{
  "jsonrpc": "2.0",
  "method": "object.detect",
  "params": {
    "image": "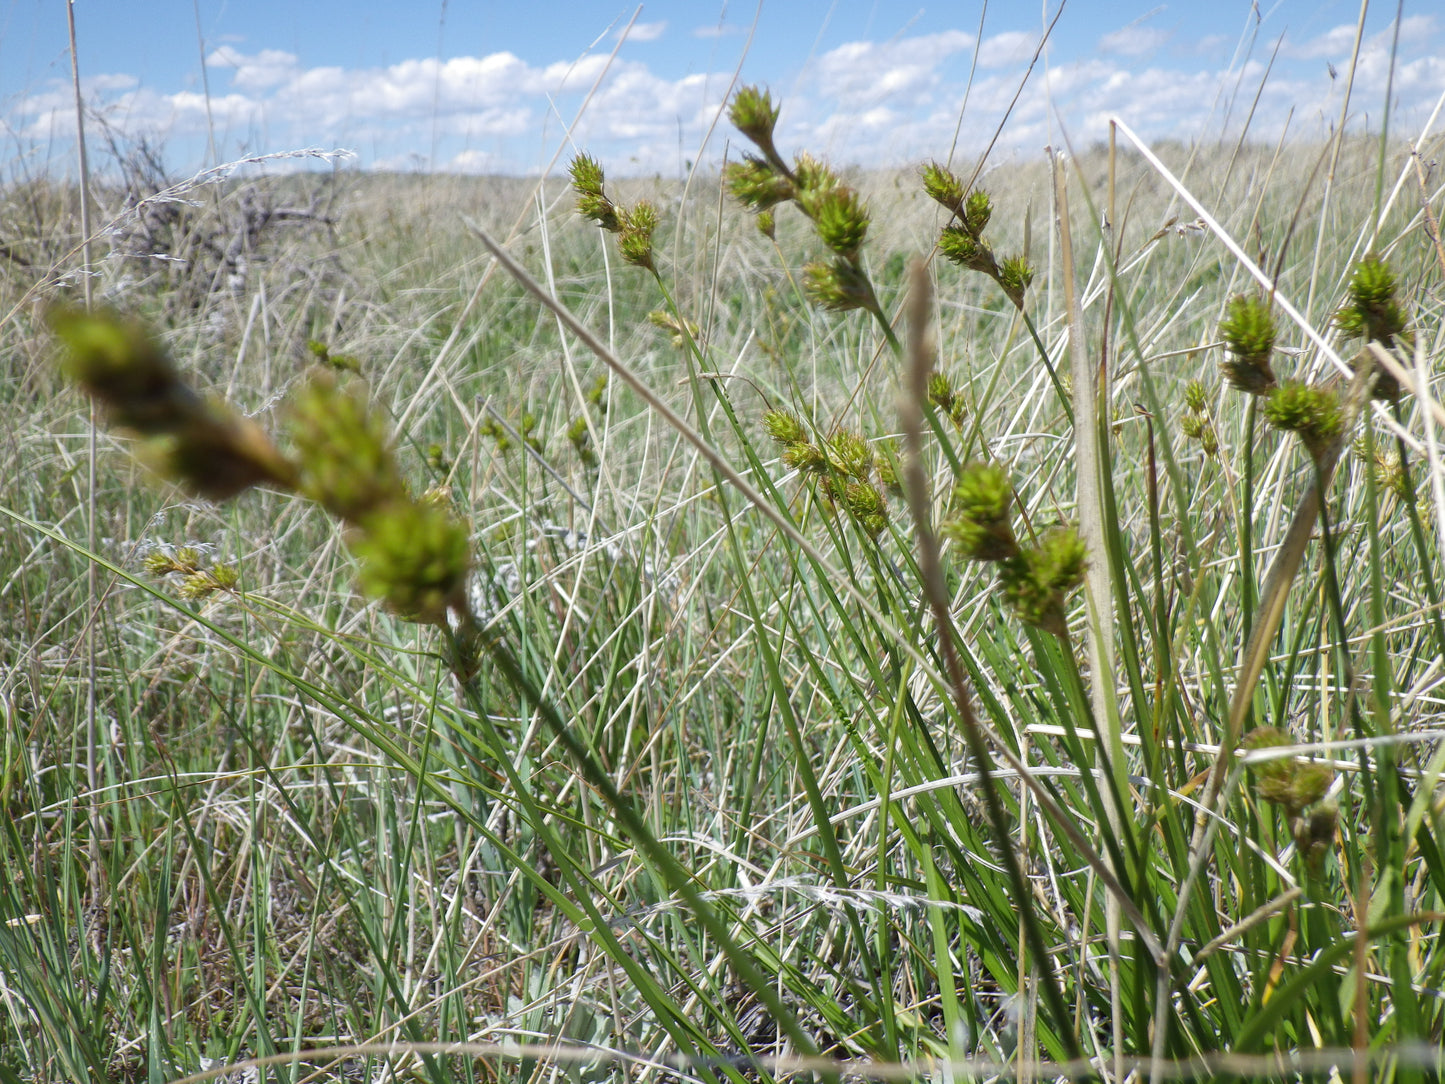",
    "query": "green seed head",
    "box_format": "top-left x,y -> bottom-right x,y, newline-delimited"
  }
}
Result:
763,409 -> 807,446
1184,379 -> 1208,413
352,500 -> 473,626
1342,253 -> 1406,344
618,200 -> 659,270
729,85 -> 781,153
49,306 -> 298,500
828,430 -> 875,481
569,153 -> 605,196
997,525 -> 1087,636
809,186 -> 870,258
962,190 -> 993,236
1219,295 -> 1278,395
1263,381 -> 1344,462
288,371 -> 408,524
783,440 -> 829,475
920,161 -> 965,213
725,156 -> 794,212
943,462 -> 1018,562
938,224 -> 996,275
803,258 -> 873,313
757,209 -> 776,240
998,255 -> 1033,308
1243,726 -> 1334,818
793,152 -> 838,197
927,371 -> 953,409
843,481 -> 889,538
